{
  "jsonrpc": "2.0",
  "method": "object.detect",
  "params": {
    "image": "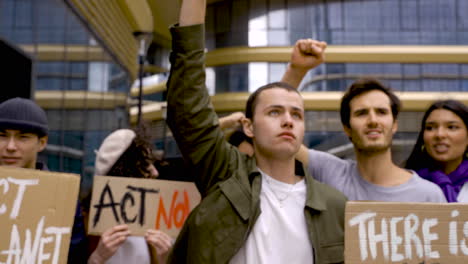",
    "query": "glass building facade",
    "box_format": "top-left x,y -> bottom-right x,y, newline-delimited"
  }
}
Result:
143,0 -> 468,164
1,0 -> 467,190
0,0 -> 132,197
202,0 -> 468,92
144,0 -> 467,164
201,0 -> 468,163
